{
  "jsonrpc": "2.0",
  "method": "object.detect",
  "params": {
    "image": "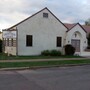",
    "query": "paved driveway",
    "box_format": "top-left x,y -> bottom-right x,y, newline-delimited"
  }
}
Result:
0,65 -> 90,90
